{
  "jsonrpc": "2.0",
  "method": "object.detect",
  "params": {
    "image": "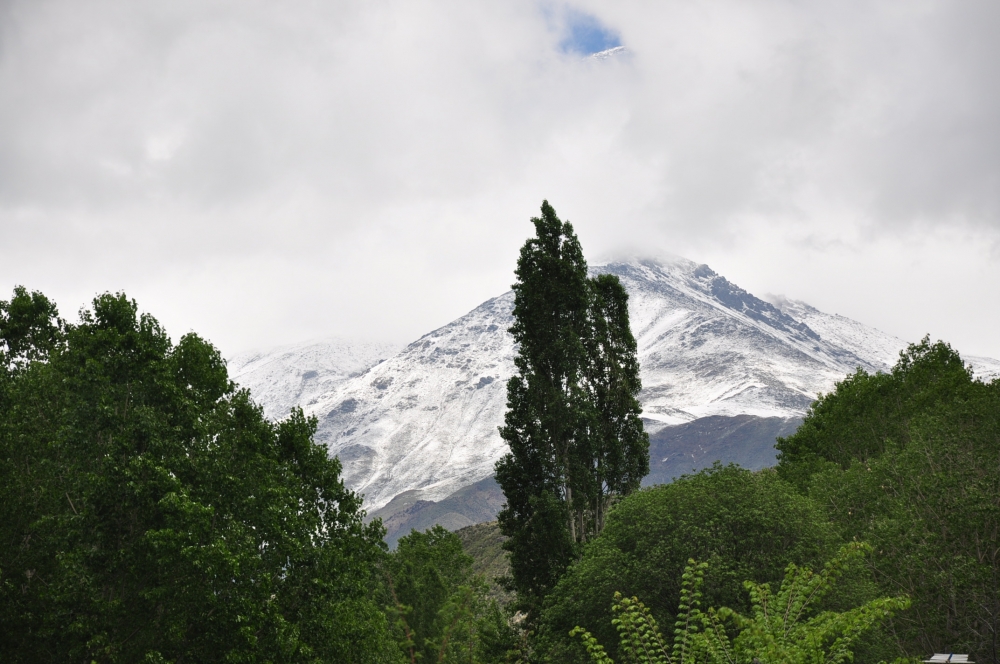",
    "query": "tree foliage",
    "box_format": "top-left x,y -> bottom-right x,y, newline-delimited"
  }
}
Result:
382,526 -> 521,664
775,337 -> 972,490
535,464 -> 843,662
495,201 -> 648,620
570,543 -> 911,664
777,338 -> 1000,662
0,288 -> 395,663
577,274 -> 648,536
